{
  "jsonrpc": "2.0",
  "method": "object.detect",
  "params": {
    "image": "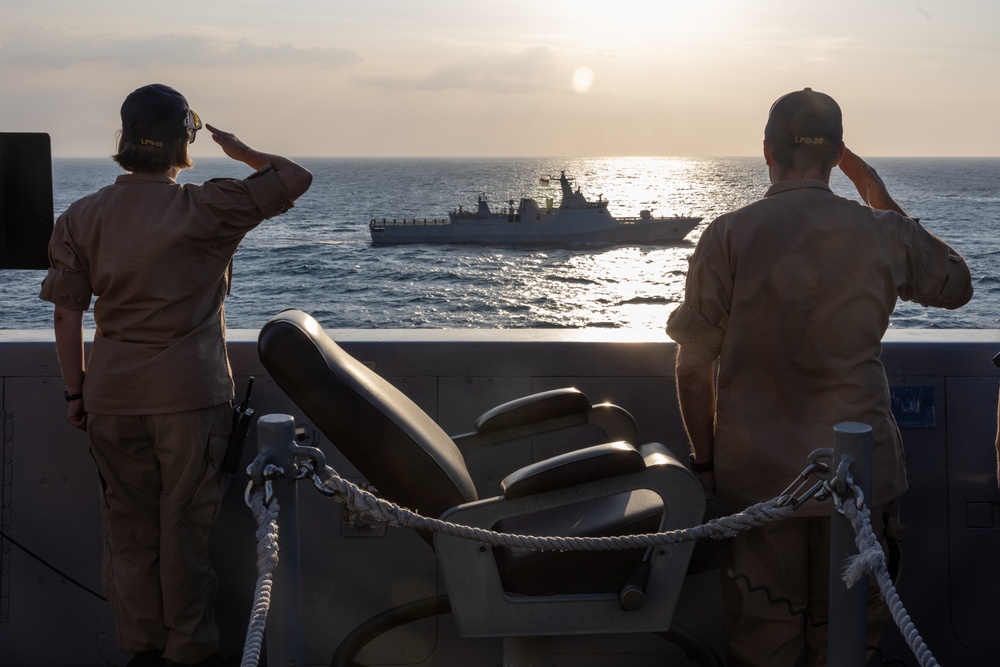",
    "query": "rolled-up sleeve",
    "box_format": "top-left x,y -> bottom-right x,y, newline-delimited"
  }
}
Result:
666,303 -> 725,361
38,215 -> 93,311
894,215 -> 973,308
199,165 -> 296,241
665,222 -> 730,361
245,164 -> 295,220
